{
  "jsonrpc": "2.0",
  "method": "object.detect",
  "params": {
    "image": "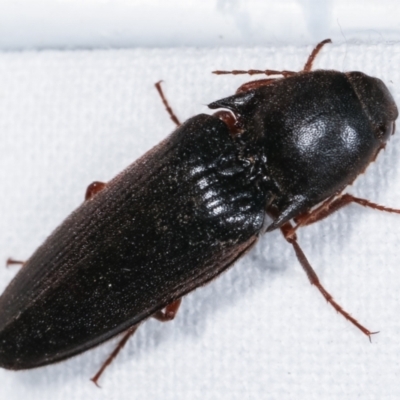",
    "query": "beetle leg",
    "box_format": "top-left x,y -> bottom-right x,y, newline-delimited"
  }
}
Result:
155,81 -> 181,127
85,181 -> 106,201
303,39 -> 332,72
5,258 -> 25,268
280,221 -> 378,340
152,298 -> 182,322
90,299 -> 181,386
290,193 -> 400,236
91,324 -> 140,387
